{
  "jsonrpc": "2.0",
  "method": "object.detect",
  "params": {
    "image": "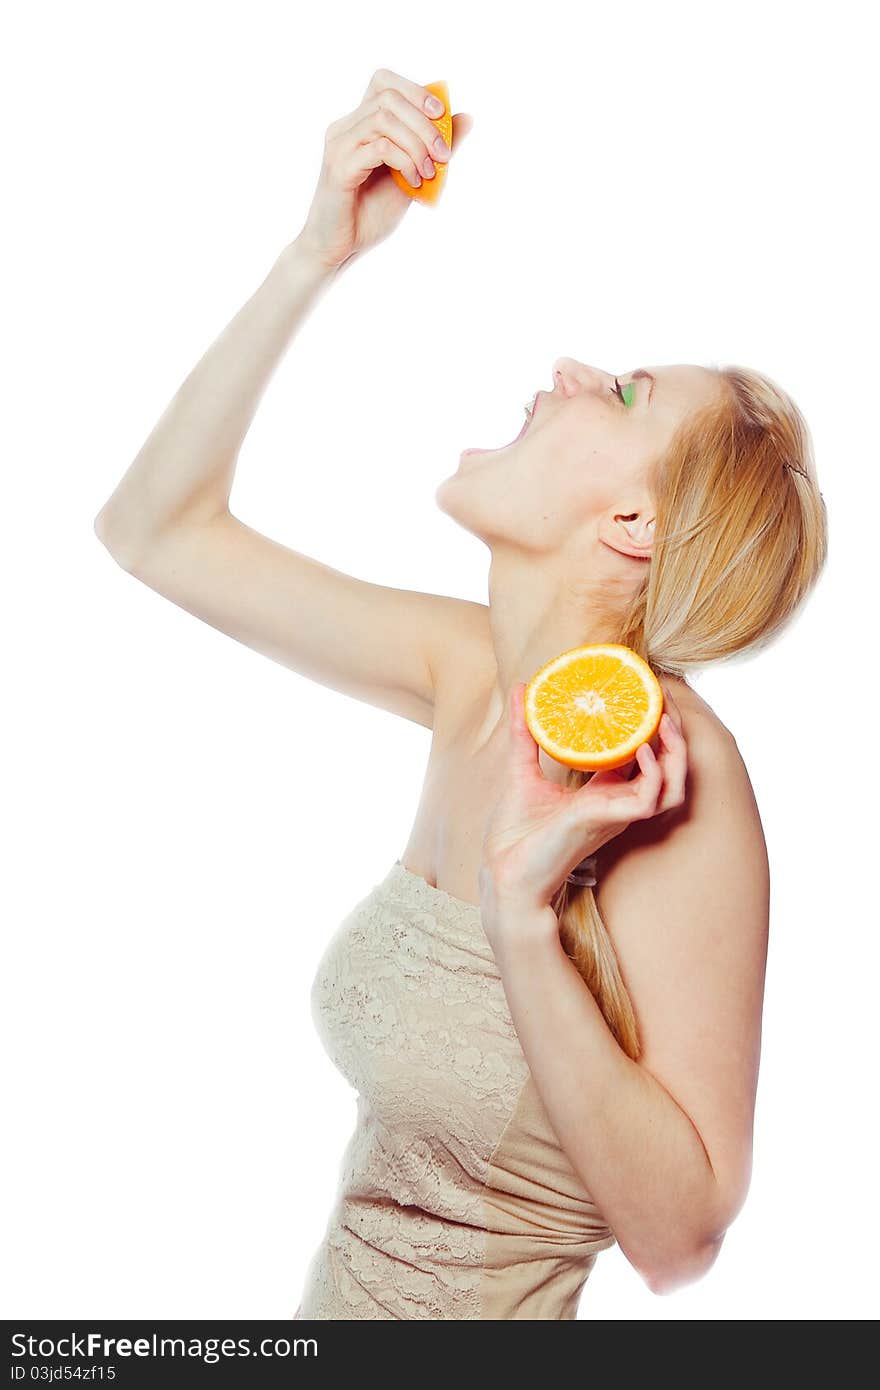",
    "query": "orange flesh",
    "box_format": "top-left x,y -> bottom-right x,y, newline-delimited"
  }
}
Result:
525,645 -> 664,771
